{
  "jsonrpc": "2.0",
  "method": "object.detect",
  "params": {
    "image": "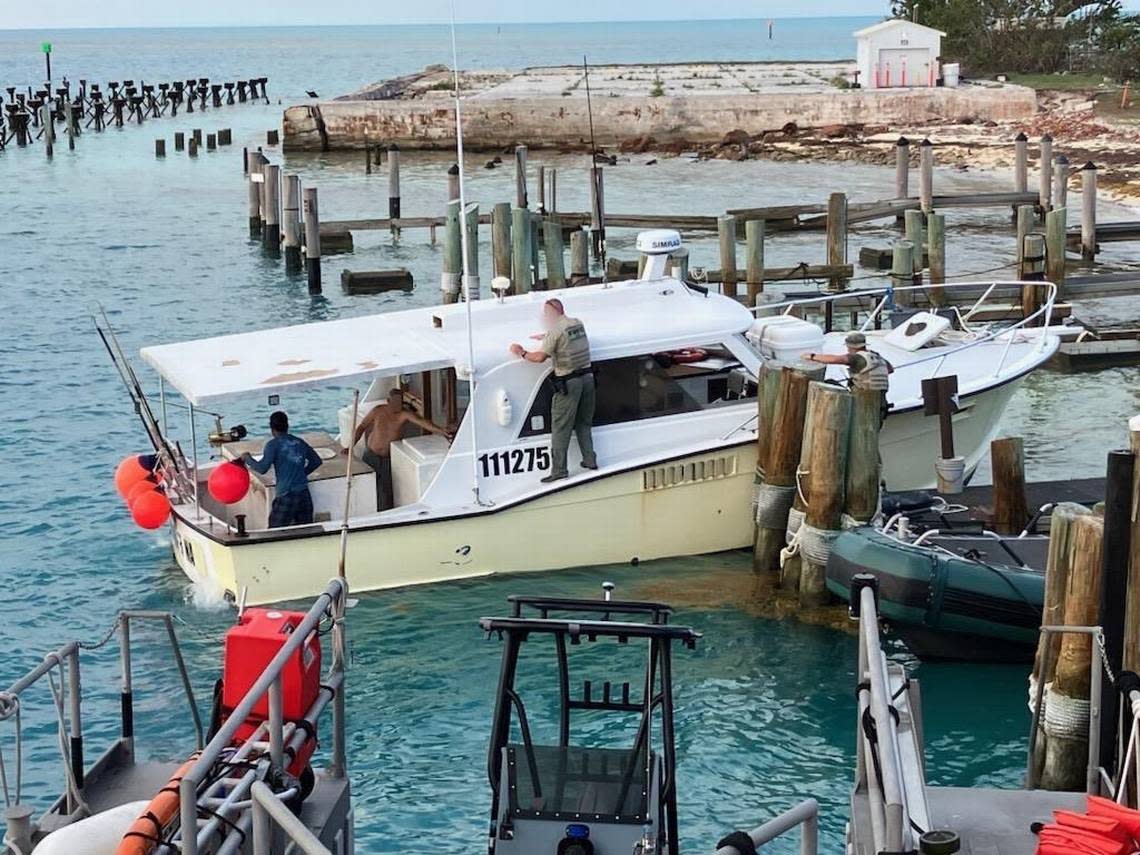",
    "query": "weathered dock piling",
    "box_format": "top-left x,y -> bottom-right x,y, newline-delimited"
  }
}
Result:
1038,134 -> 1053,213
1014,132 -> 1029,195
515,145 -> 528,208
1045,208 -> 1067,289
1053,153 -> 1069,209
283,174 -> 302,272
796,382 -> 853,606
1081,162 -> 1098,261
1041,512 -> 1104,790
491,202 -> 511,282
303,187 -> 322,294
718,215 -> 738,299
919,139 -> 934,213
570,230 -> 589,285
752,362 -> 823,574
154,138 -> 165,158
263,163 -> 282,253
174,131 -> 184,151
844,388 -> 883,524
248,151 -> 267,236
441,200 -> 462,303
894,136 -> 909,203
825,193 -> 847,292
927,212 -> 946,302
388,144 -> 401,237
745,220 -> 764,305
991,437 -> 1028,535
544,217 -> 566,288
511,207 -> 532,293
463,202 -> 480,298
